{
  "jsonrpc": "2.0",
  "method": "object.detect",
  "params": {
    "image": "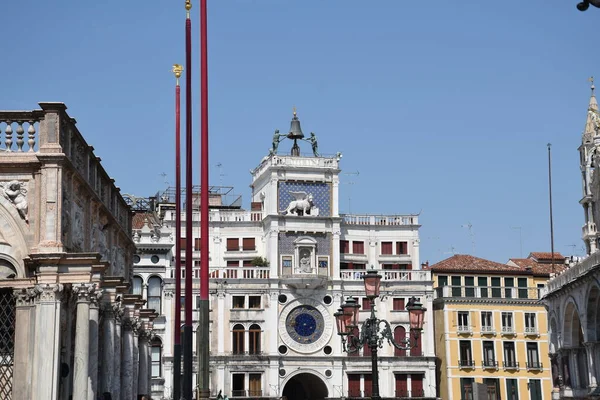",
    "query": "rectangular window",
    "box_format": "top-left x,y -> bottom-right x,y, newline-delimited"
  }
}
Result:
282,256 -> 293,268
395,374 -> 408,398
518,277 -> 528,299
249,327 -> 261,355
438,275 -> 448,287
458,311 -> 470,332
396,241 -> 408,255
506,379 -> 519,400
180,237 -> 187,251
232,296 -> 245,309
478,277 -> 488,297
503,342 -> 517,368
381,241 -> 393,255
524,313 -> 537,334
248,296 -> 261,309
318,256 -> 328,269
352,241 -> 365,254
232,374 -> 245,397
483,378 -> 500,400
151,344 -> 161,377
452,276 -> 462,297
393,298 -> 405,311
529,379 -> 542,400
340,240 -> 350,254
249,374 -> 262,397
465,276 -> 475,297
242,238 -> 256,251
362,297 -> 372,311
363,374 -> 373,398
347,374 -> 361,398
504,277 -> 514,299
194,238 -> 201,251
461,377 -> 474,400
242,260 -> 253,267
501,312 -> 514,333
411,374 -> 423,397
227,260 -> 239,268
481,311 -> 493,333
180,296 -> 185,310
491,277 -> 501,298
459,340 -> 472,367
482,341 -> 496,367
226,238 -> 239,251
527,342 -> 540,369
